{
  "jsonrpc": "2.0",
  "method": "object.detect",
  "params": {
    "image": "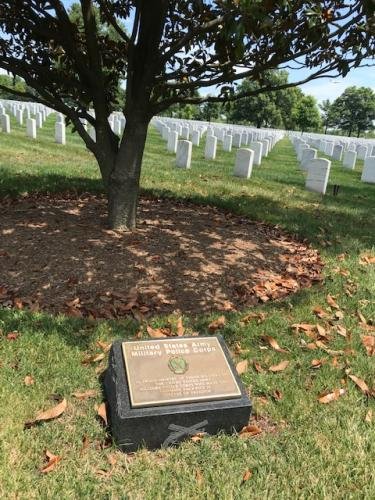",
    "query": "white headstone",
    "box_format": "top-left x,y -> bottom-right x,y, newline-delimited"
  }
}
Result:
1,113 -> 10,133
16,109 -> 24,126
223,134 -> 233,152
89,126 -> 96,142
305,158 -> 331,195
260,139 -> 270,157
325,142 -> 334,156
232,133 -> 242,148
332,144 -> 343,161
26,118 -> 37,139
249,141 -> 263,166
176,140 -> 192,169
191,130 -> 200,146
35,112 -> 43,128
361,156 -> 375,183
357,145 -> 368,160
301,148 -> 317,170
205,135 -> 217,160
167,130 -> 178,153
181,126 -> 189,140
342,150 -> 357,170
55,122 -> 66,145
233,148 -> 254,179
